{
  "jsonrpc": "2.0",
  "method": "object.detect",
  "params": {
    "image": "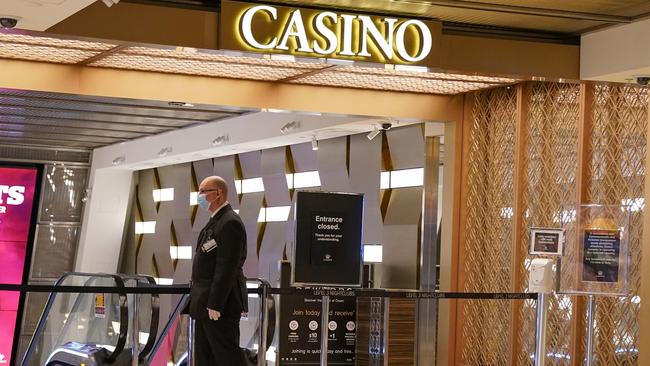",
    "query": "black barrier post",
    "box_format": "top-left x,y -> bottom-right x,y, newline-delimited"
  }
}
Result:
320,295 -> 330,366
258,282 -> 270,366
